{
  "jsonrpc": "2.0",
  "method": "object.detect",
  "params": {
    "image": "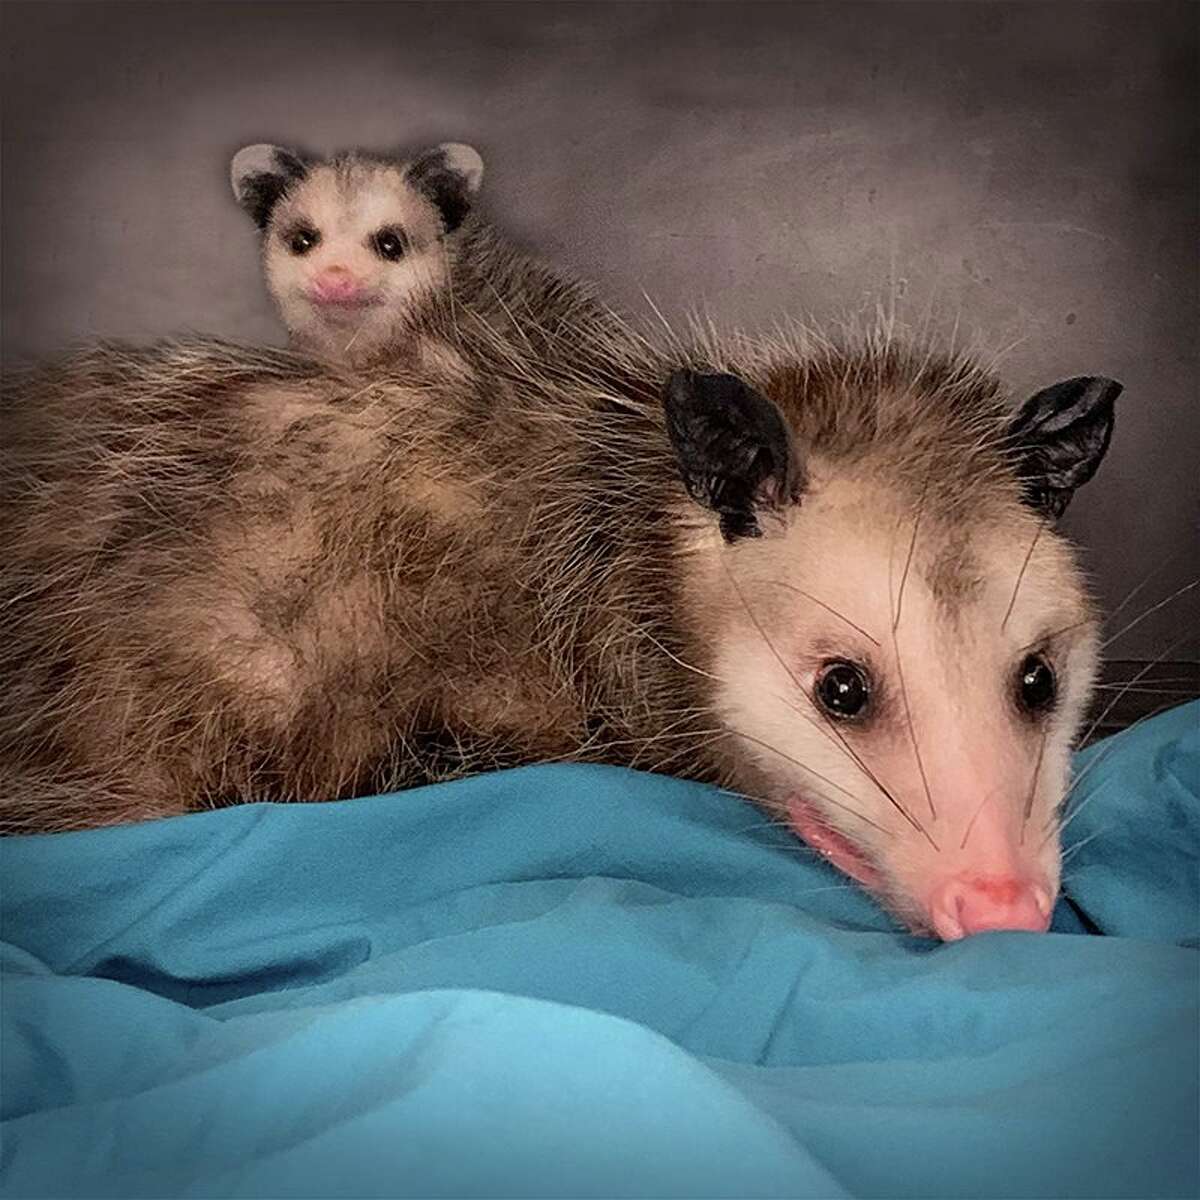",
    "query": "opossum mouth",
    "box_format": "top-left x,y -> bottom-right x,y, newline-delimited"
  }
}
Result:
785,793 -> 883,890
309,295 -> 382,311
